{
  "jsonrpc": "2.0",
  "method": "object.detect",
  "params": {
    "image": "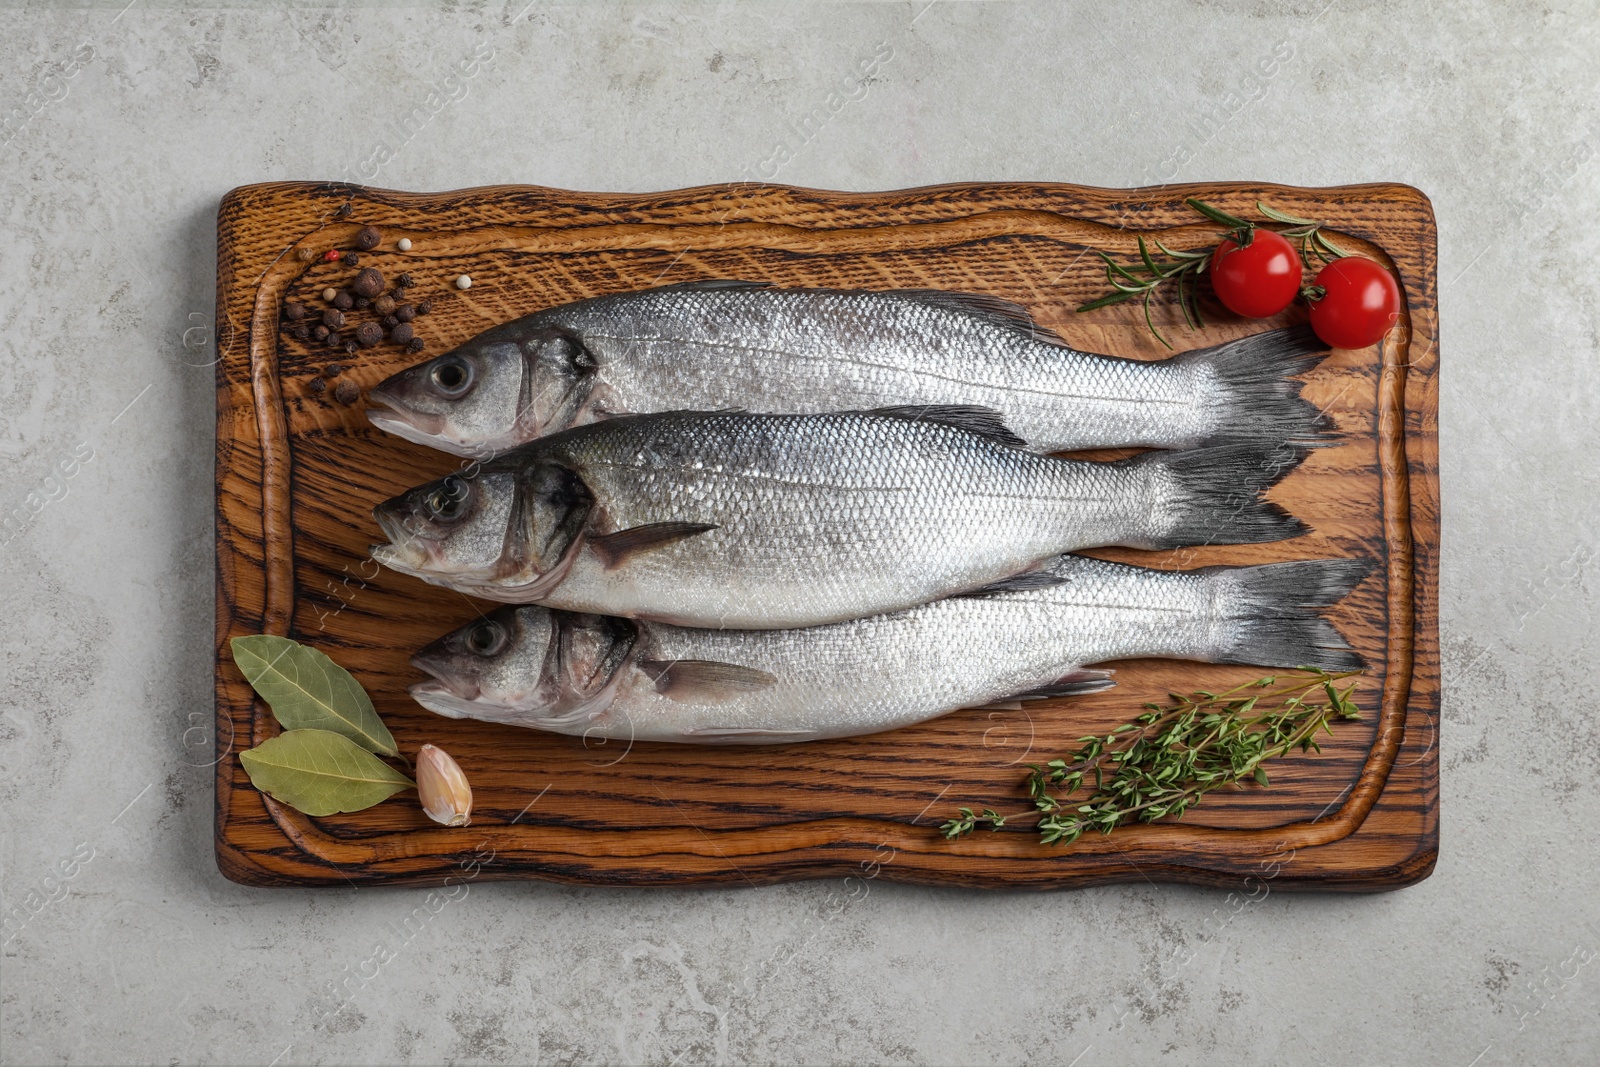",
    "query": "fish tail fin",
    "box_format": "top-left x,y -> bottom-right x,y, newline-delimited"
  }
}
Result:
1174,325 -> 1337,448
1203,558 -> 1373,672
1131,440 -> 1309,549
